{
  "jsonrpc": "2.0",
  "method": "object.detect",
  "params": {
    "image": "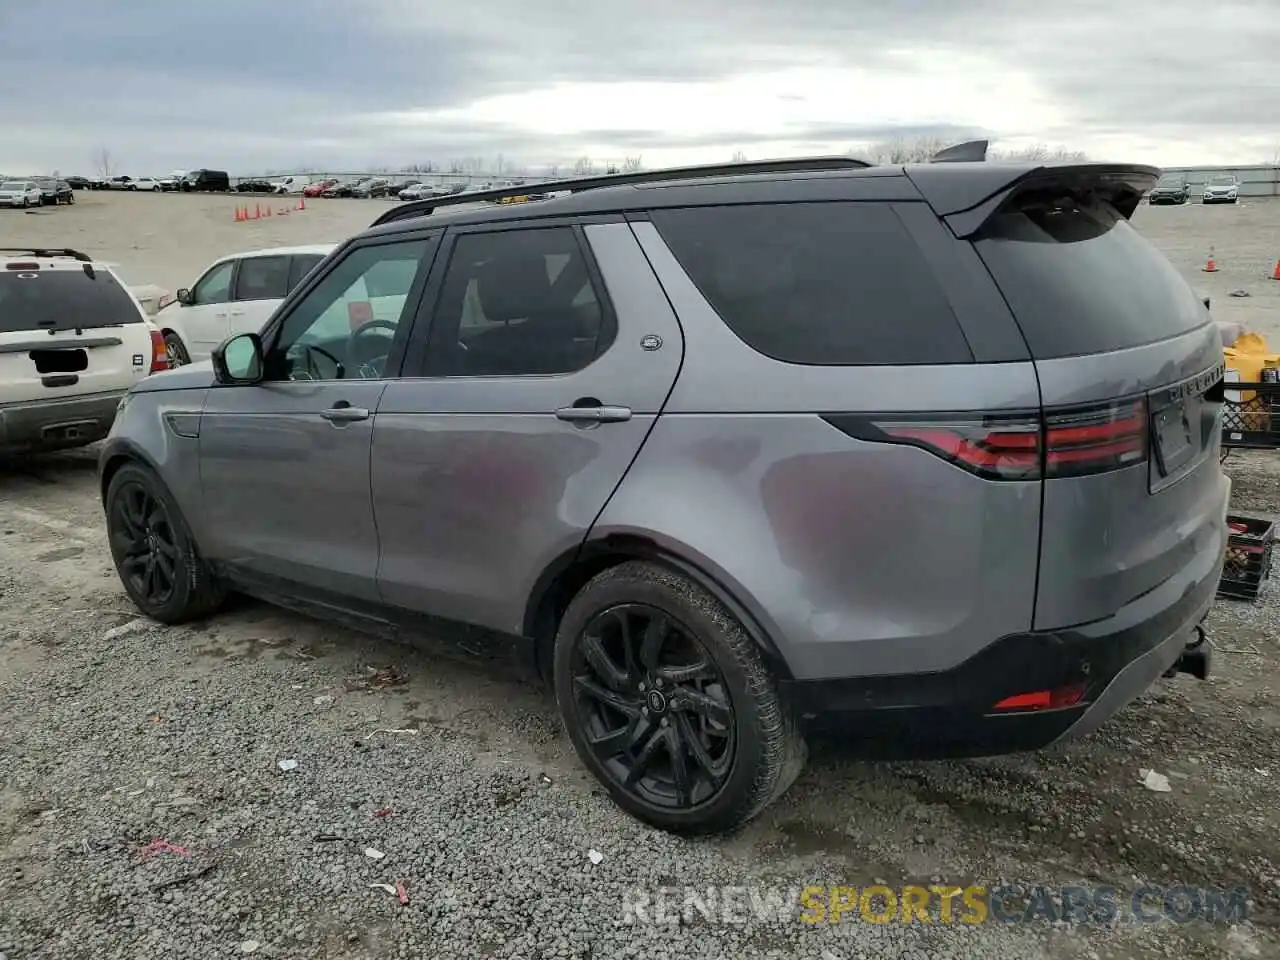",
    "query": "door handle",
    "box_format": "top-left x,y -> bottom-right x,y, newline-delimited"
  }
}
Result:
229,310 -> 245,317
555,403 -> 632,424
319,403 -> 370,423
